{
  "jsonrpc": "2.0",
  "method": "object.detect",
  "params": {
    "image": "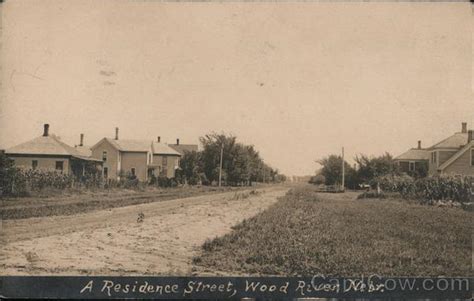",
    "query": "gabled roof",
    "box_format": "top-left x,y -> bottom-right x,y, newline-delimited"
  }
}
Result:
75,145 -> 92,157
94,138 -> 152,152
151,142 -> 181,156
6,135 -> 101,161
169,144 -> 198,155
438,140 -> 474,171
429,132 -> 468,149
394,148 -> 430,161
